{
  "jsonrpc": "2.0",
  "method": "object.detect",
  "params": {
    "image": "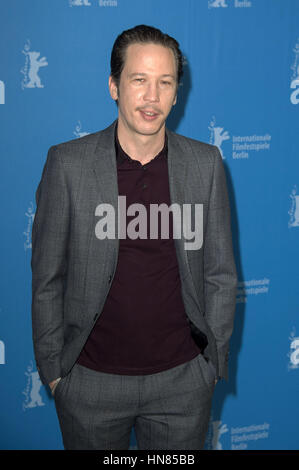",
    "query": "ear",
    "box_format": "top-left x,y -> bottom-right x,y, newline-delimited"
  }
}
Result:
173,93 -> 177,106
109,75 -> 118,101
